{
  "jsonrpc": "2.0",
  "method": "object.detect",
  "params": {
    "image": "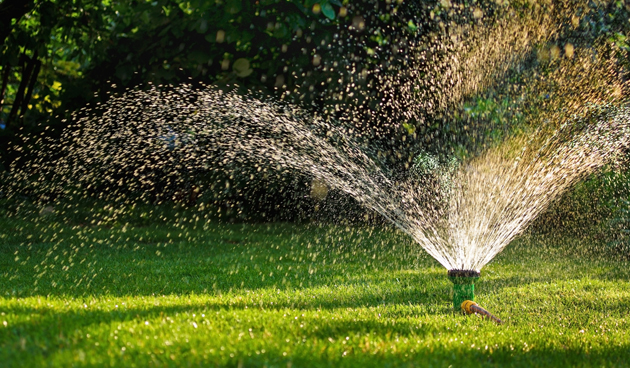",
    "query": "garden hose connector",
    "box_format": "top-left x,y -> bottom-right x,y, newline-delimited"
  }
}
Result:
461,300 -> 503,324
447,269 -> 480,310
